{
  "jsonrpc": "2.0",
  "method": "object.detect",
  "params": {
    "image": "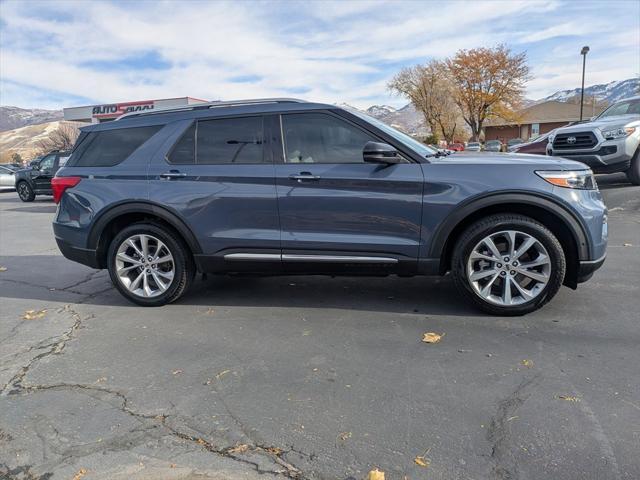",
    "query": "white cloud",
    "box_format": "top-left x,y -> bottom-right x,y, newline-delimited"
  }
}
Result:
0,0 -> 638,110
